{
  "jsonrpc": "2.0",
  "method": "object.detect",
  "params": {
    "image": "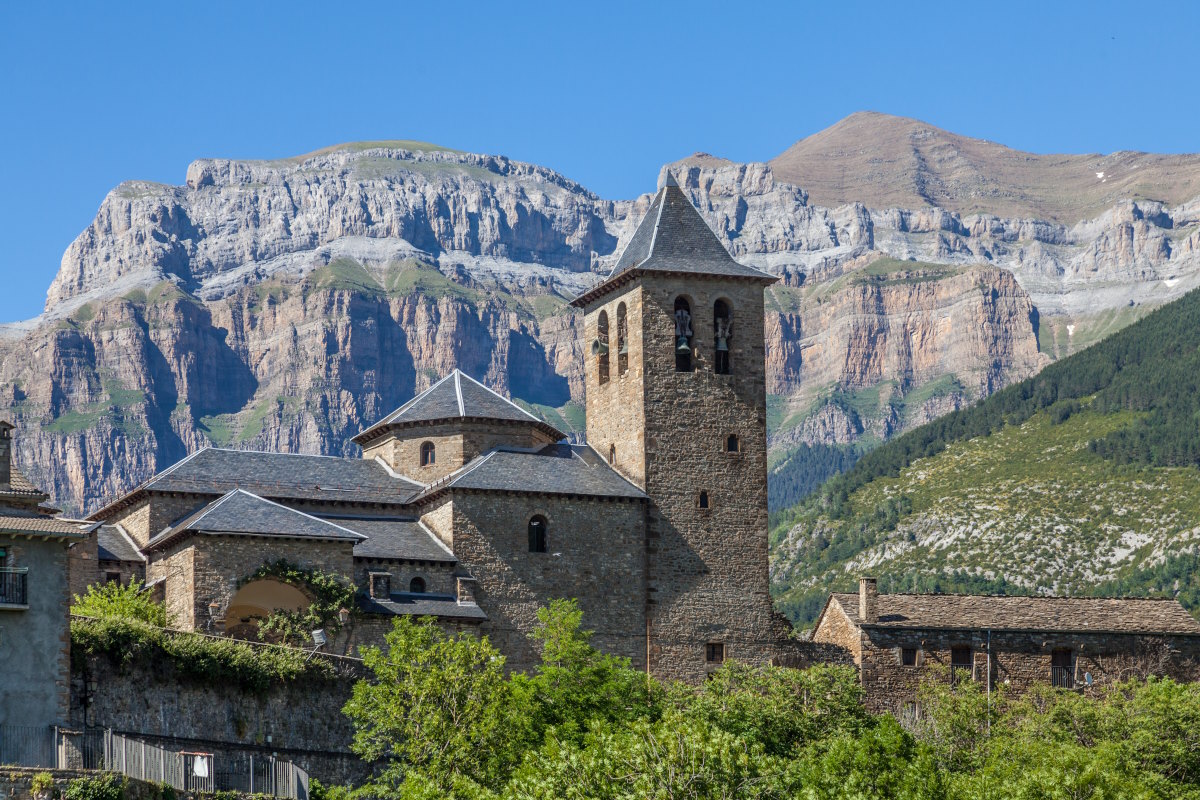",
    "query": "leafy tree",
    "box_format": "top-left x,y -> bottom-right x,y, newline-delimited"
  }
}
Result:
72,578 -> 166,626
519,599 -> 662,744
343,617 -> 522,794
